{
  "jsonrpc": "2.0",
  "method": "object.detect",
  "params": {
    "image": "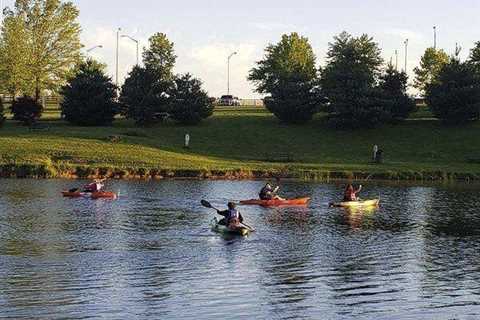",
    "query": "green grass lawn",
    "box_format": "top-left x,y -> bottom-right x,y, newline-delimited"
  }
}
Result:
1,106 -> 479,180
